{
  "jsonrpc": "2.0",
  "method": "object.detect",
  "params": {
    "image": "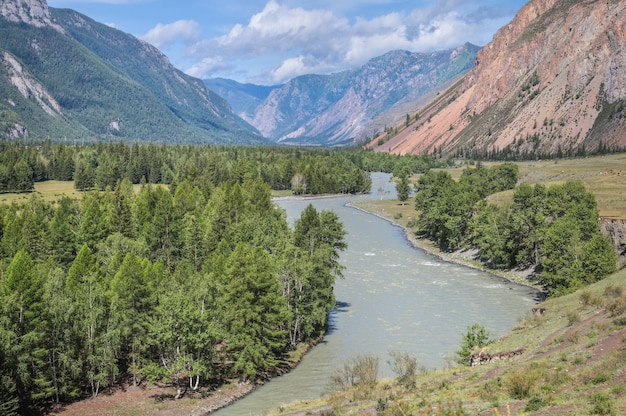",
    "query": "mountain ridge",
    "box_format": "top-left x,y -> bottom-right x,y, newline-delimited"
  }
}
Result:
0,0 -> 264,144
370,0 -> 626,157
207,44 -> 480,146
